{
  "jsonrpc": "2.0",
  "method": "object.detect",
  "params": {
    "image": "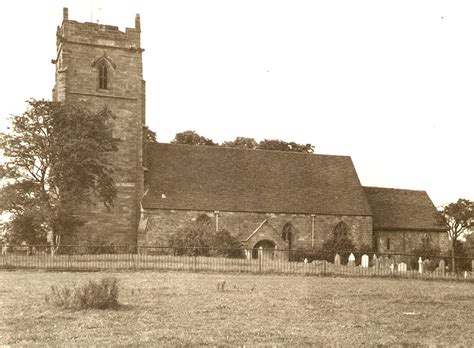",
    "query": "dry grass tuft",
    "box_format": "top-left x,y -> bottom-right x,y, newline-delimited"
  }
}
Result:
45,277 -> 119,310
